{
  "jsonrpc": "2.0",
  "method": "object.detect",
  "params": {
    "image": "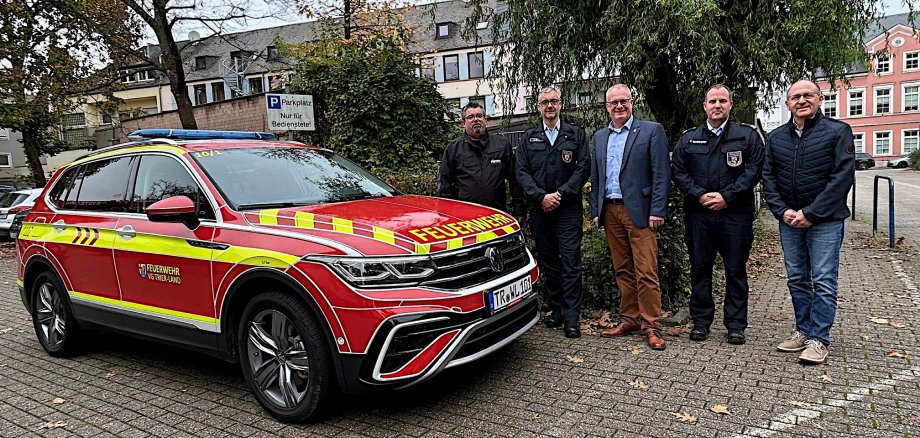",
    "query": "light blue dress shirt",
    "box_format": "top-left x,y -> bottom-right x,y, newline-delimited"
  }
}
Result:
707,119 -> 727,136
543,122 -> 559,145
605,116 -> 633,199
